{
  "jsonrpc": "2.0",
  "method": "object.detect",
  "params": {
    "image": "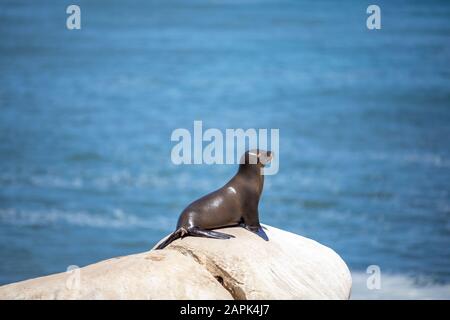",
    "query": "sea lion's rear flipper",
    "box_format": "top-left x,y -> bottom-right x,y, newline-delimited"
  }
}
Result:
189,227 -> 235,239
253,226 -> 269,241
155,227 -> 235,249
154,228 -> 187,250
240,223 -> 269,241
